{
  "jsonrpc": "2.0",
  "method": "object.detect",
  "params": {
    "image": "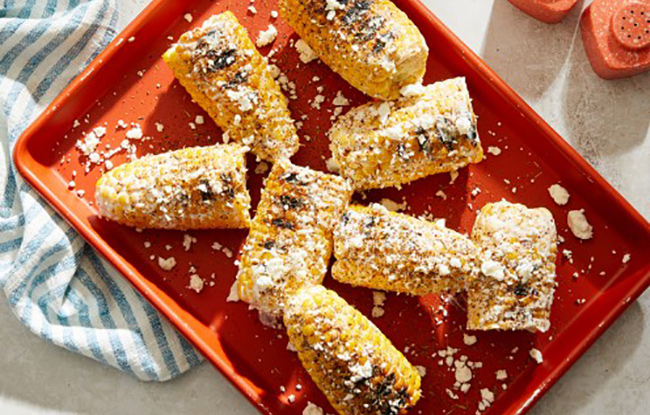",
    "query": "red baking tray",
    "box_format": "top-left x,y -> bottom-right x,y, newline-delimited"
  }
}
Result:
13,0 -> 650,414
